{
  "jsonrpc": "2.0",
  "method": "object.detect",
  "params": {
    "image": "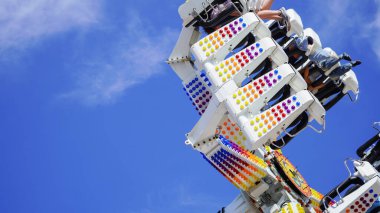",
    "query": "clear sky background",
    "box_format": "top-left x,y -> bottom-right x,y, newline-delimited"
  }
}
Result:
0,0 -> 379,213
